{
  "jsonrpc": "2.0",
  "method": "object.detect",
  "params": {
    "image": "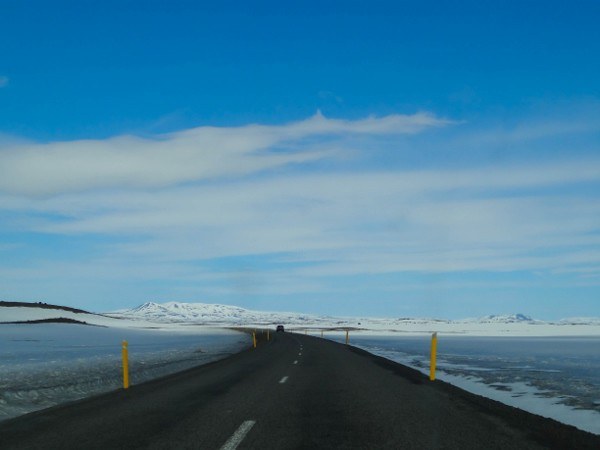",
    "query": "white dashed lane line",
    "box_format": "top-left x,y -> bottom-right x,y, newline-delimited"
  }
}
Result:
279,376 -> 289,384
293,360 -> 298,365
220,420 -> 256,450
